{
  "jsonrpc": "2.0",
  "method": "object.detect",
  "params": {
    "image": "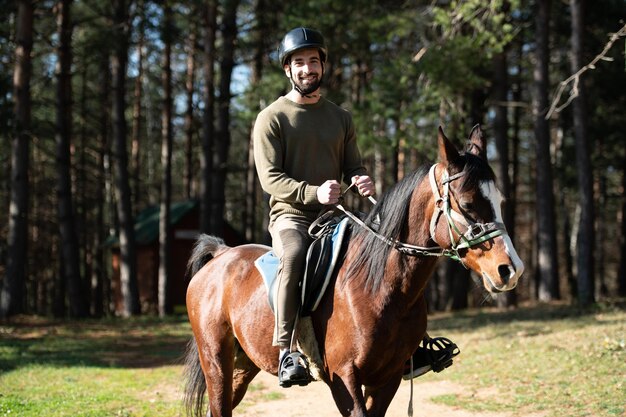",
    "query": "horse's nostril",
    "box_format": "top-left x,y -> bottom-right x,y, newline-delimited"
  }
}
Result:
498,264 -> 513,284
